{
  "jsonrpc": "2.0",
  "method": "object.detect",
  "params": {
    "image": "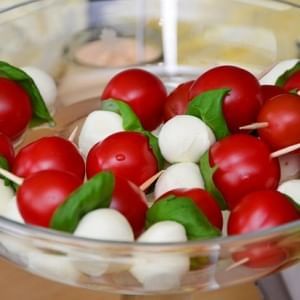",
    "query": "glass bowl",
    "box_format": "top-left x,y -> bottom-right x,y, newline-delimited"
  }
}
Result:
0,0 -> 300,297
